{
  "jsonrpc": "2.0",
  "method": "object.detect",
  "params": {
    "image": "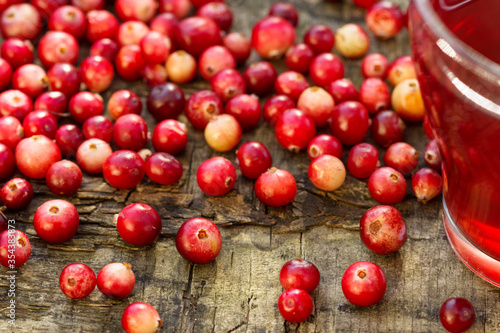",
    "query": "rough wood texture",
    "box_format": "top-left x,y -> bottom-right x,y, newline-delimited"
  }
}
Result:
0,0 -> 496,332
